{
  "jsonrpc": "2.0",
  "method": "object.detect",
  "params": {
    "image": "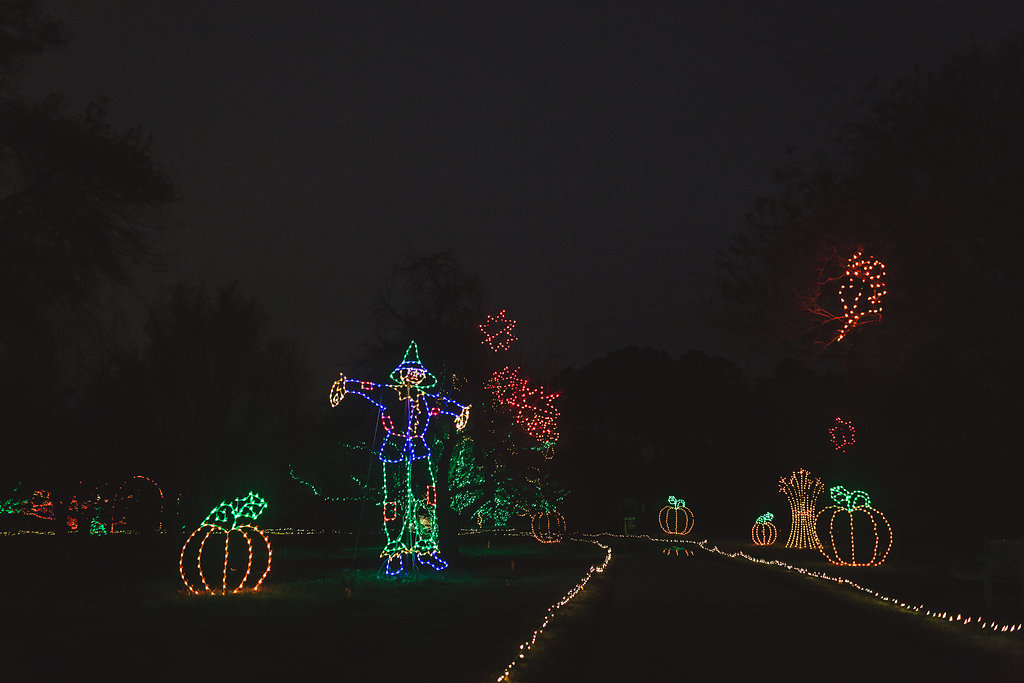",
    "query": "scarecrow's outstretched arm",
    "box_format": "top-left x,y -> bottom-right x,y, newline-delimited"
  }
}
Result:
430,395 -> 471,430
329,374 -> 392,412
